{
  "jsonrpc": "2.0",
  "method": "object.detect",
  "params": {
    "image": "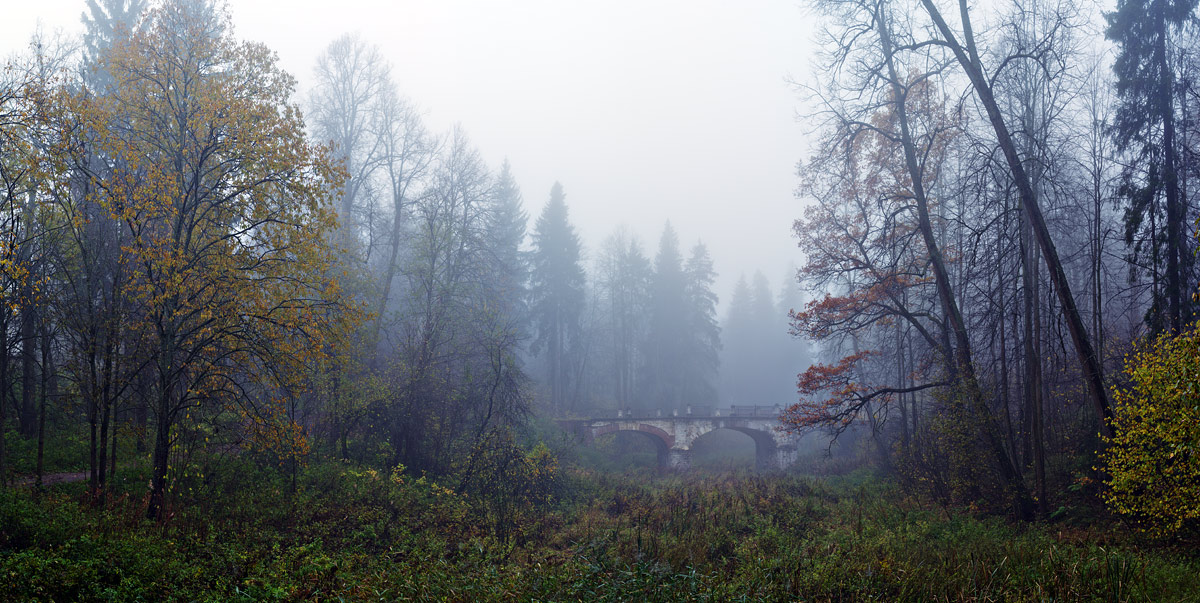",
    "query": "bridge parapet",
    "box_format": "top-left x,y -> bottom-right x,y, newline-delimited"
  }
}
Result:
606,405 -> 784,420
